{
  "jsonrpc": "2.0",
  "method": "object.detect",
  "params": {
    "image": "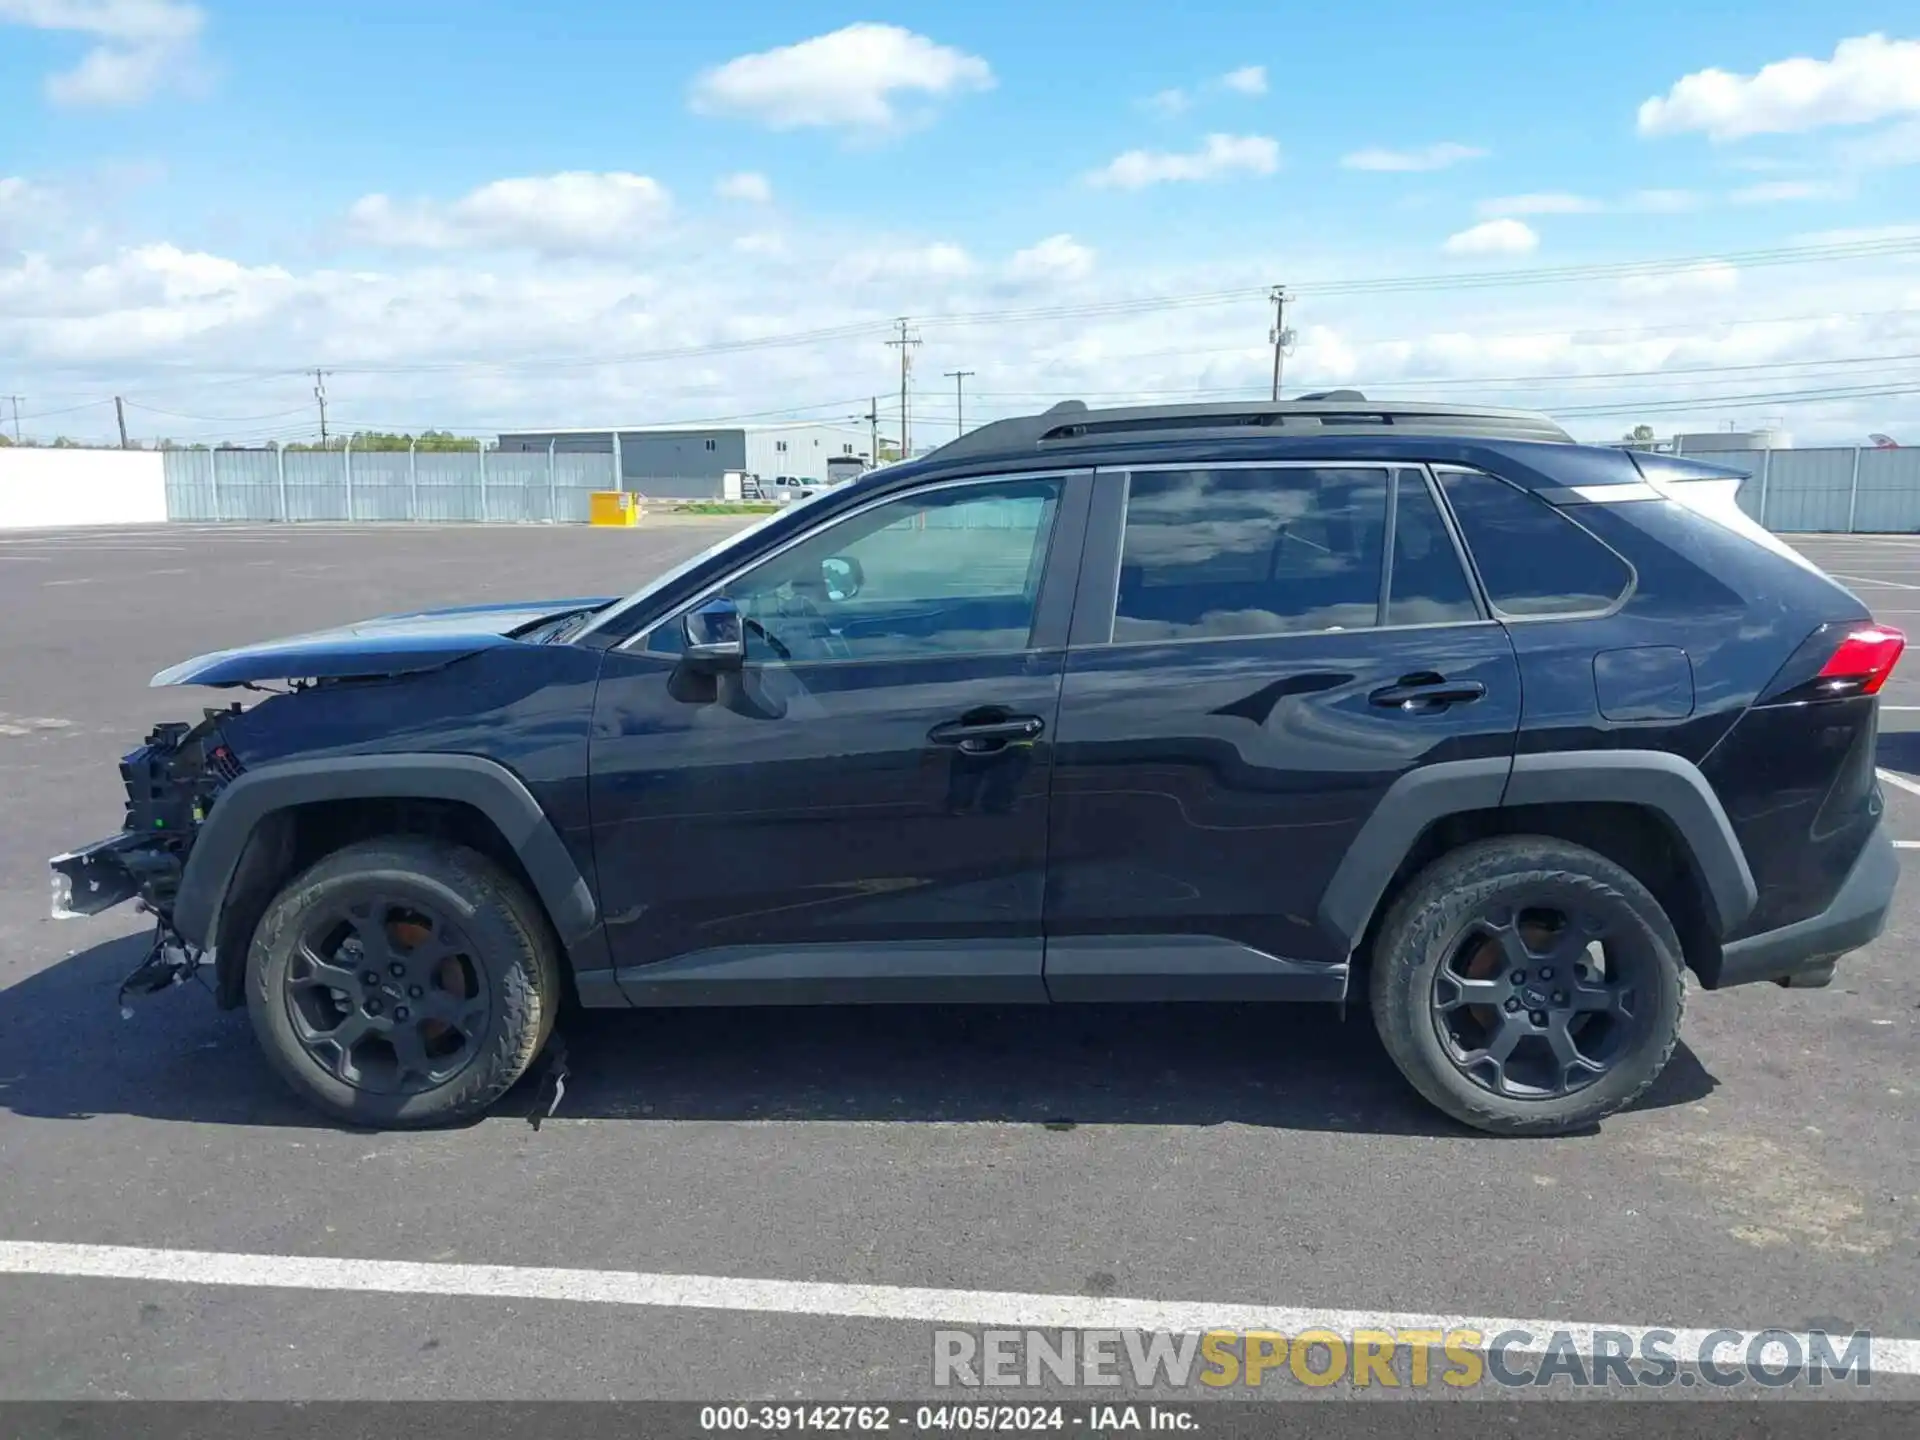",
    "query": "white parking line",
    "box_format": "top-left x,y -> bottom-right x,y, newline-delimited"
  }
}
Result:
1837,573 -> 1920,591
0,1240 -> 1914,1375
1878,768 -> 1920,798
